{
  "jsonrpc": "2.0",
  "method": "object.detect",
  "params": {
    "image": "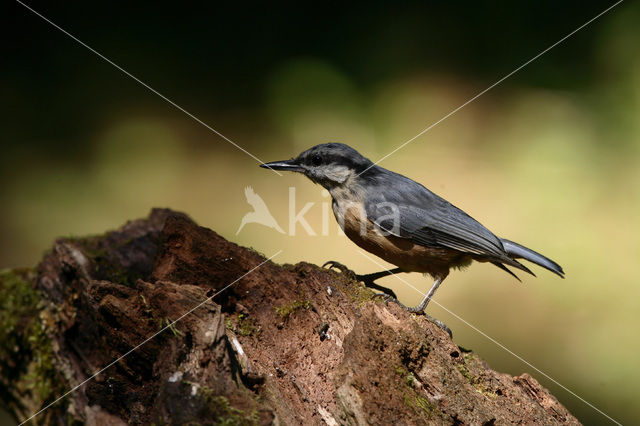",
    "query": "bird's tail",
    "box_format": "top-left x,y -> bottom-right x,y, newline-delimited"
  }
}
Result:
500,238 -> 565,278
